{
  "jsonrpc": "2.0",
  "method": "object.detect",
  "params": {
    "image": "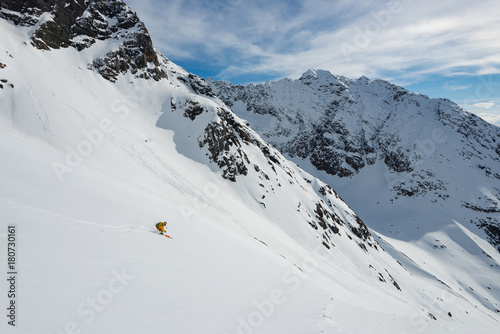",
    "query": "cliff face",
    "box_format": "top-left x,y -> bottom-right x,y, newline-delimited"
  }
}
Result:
1,0 -> 166,81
